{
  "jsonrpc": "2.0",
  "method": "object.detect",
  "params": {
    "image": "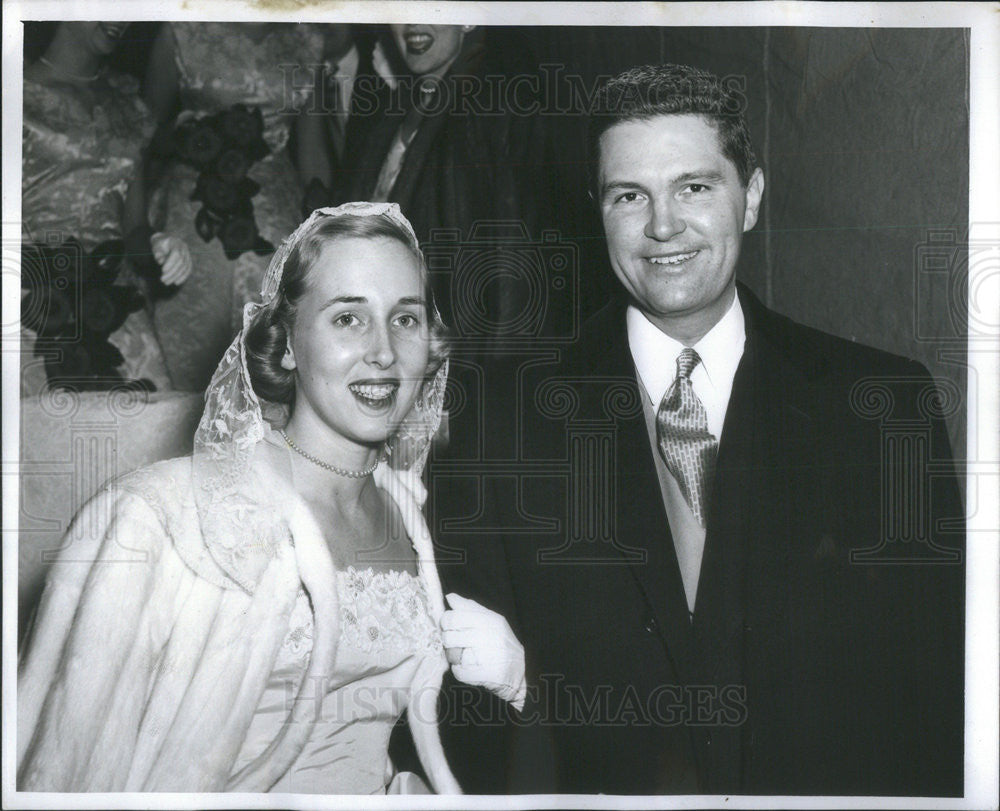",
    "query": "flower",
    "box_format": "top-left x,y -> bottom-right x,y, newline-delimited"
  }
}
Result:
174,105 -> 272,262
81,287 -> 143,333
214,148 -> 251,183
177,120 -> 224,169
80,288 -> 117,332
46,337 -> 125,380
193,174 -> 243,216
22,285 -> 73,335
86,239 -> 126,284
218,214 -> 260,259
219,105 -> 265,150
